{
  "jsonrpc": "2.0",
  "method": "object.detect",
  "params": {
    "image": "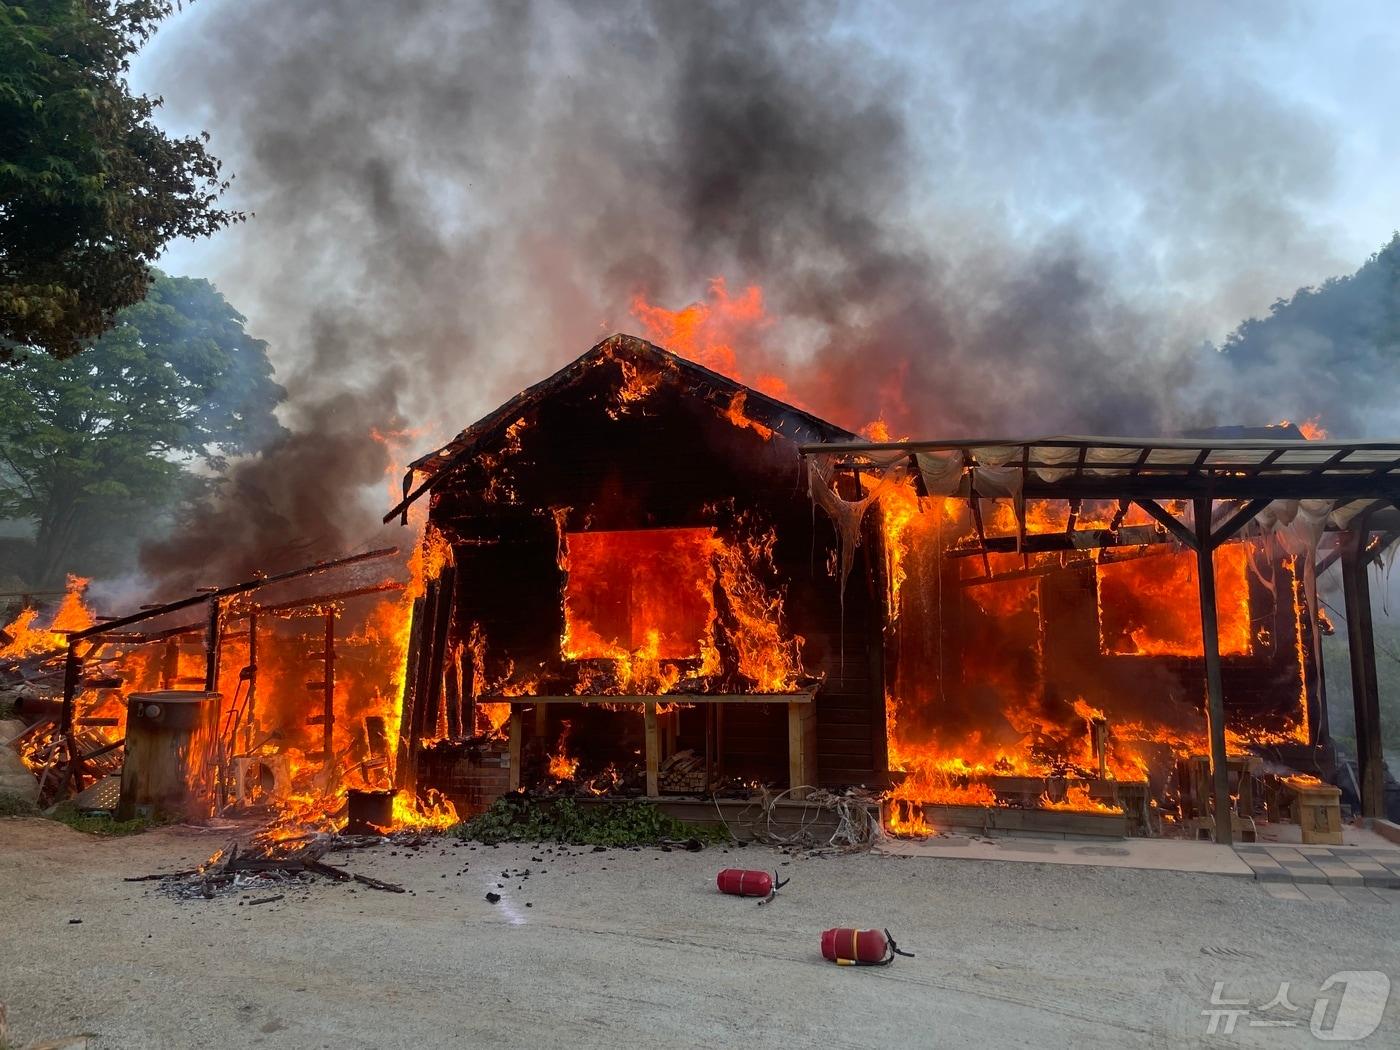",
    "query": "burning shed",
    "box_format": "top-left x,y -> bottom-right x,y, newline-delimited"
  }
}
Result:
386,334 -> 886,804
